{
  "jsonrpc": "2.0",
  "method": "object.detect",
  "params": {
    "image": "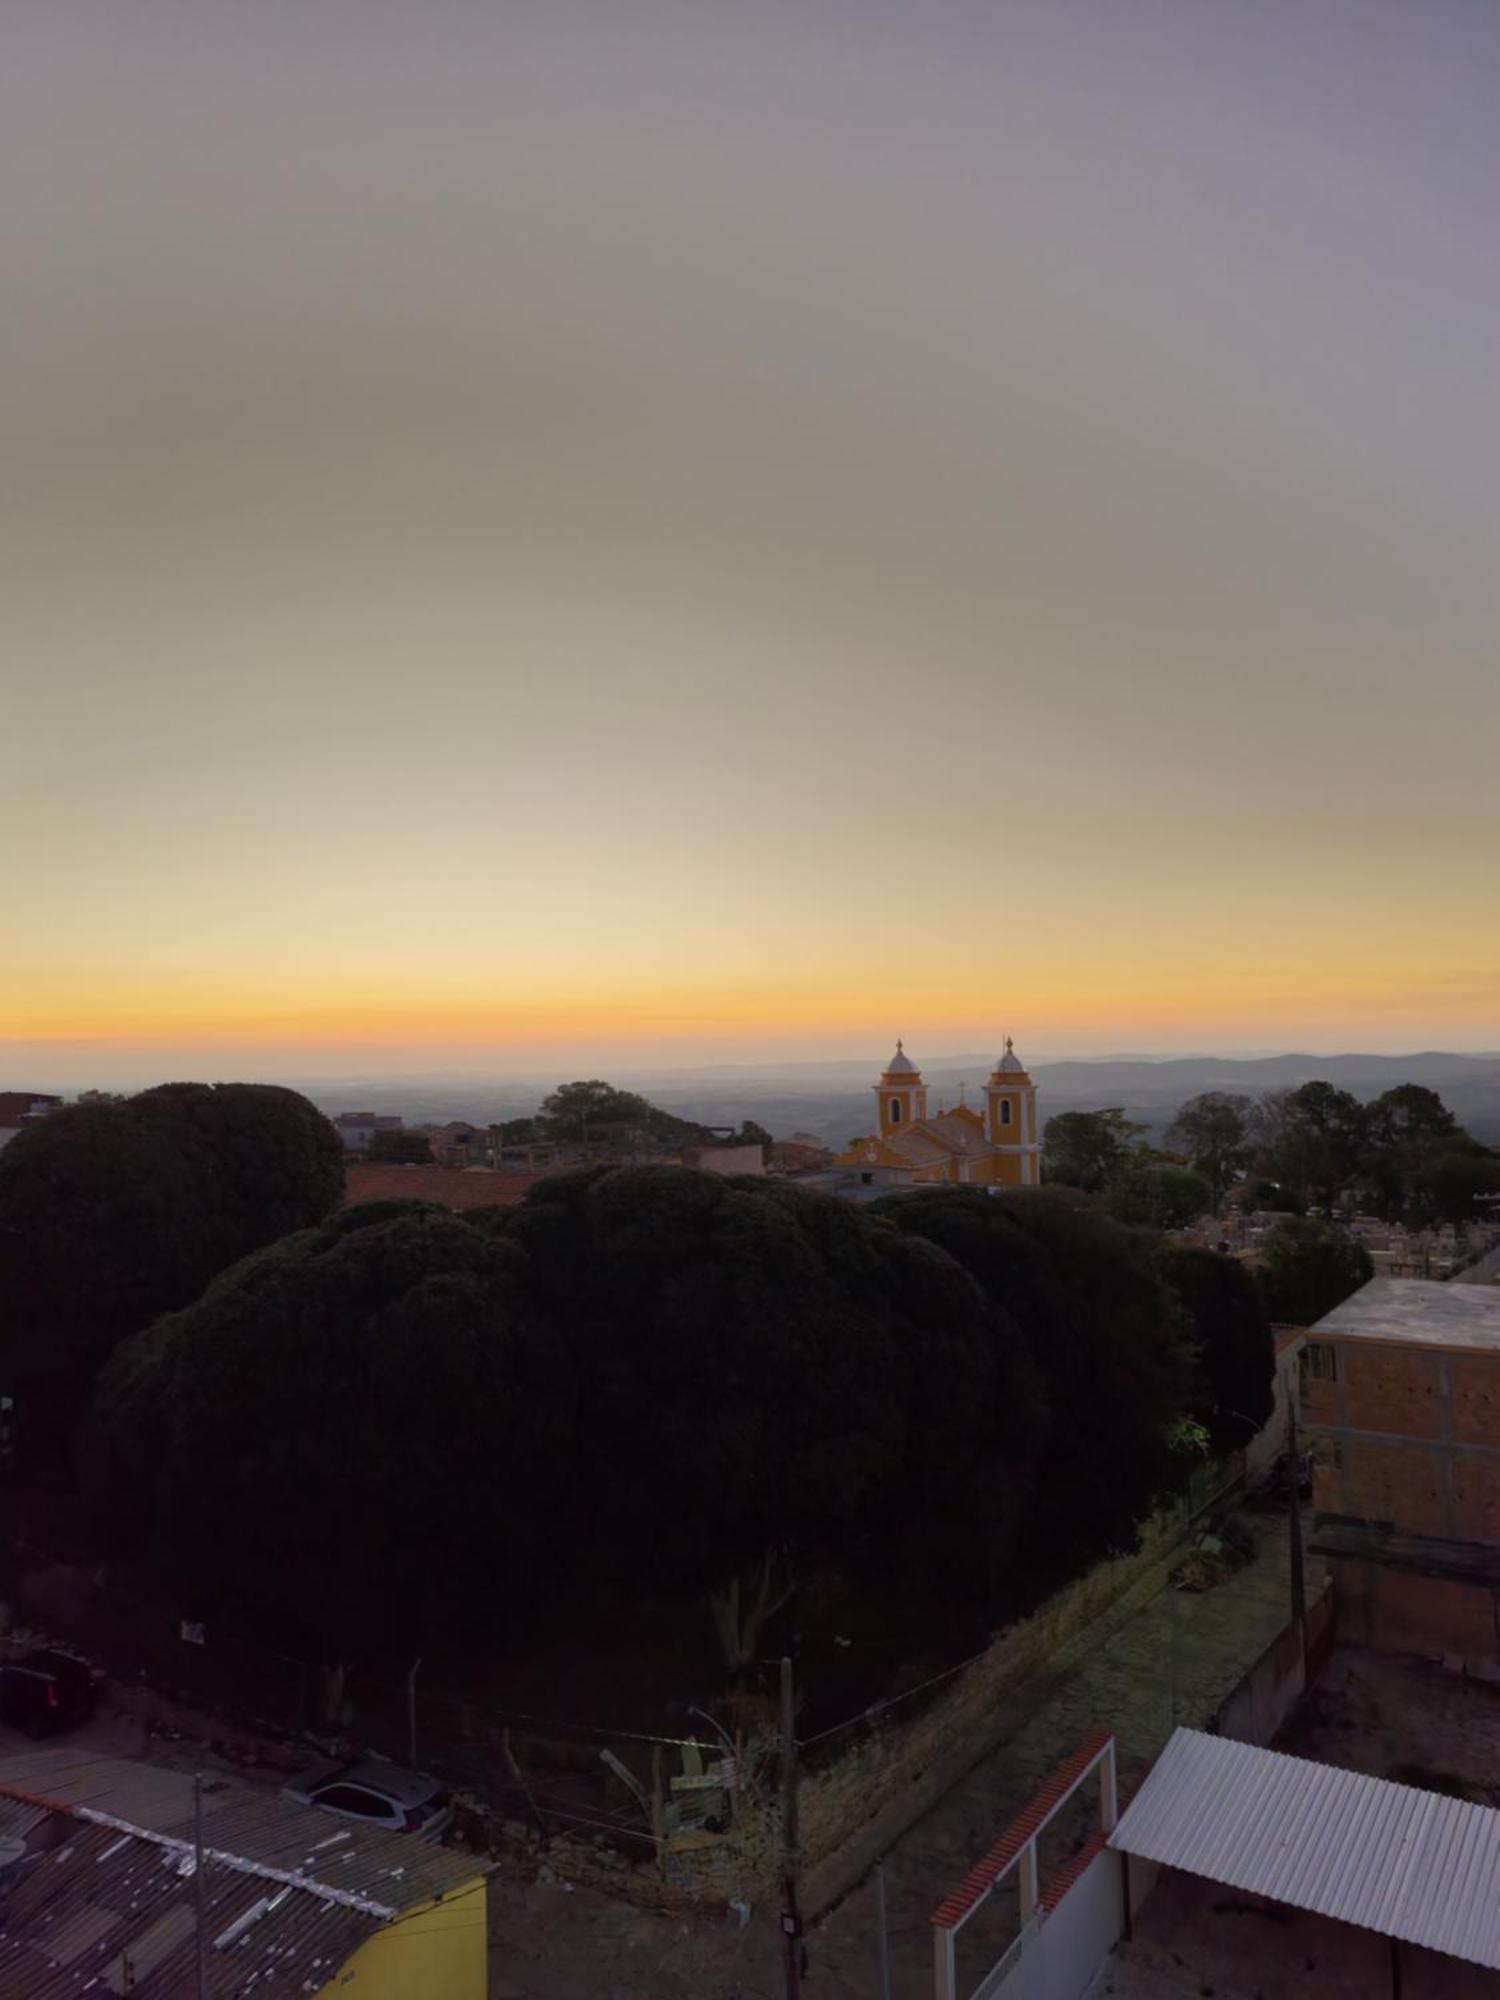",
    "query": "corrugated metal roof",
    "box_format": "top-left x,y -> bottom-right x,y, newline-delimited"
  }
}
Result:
1110,1728 -> 1500,1970
0,1814 -> 380,1997
0,1748 -> 481,1907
